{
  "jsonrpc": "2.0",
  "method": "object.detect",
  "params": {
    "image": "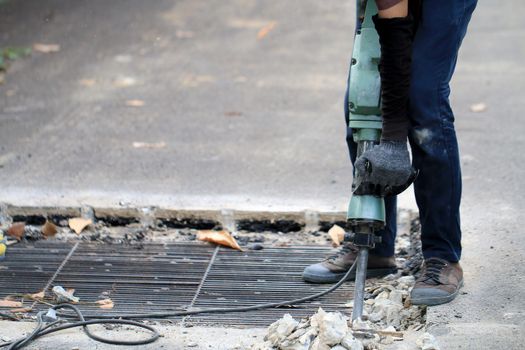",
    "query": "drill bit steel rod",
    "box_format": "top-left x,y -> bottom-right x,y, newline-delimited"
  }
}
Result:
352,247 -> 369,320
